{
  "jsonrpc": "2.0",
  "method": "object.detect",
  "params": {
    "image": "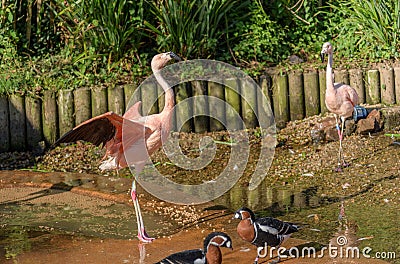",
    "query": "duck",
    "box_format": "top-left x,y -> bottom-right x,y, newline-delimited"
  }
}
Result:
155,232 -> 233,264
233,207 -> 298,264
